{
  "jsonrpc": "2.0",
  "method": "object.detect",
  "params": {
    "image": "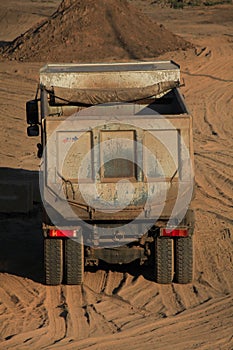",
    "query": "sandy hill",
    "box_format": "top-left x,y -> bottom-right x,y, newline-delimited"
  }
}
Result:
0,0 -> 192,62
